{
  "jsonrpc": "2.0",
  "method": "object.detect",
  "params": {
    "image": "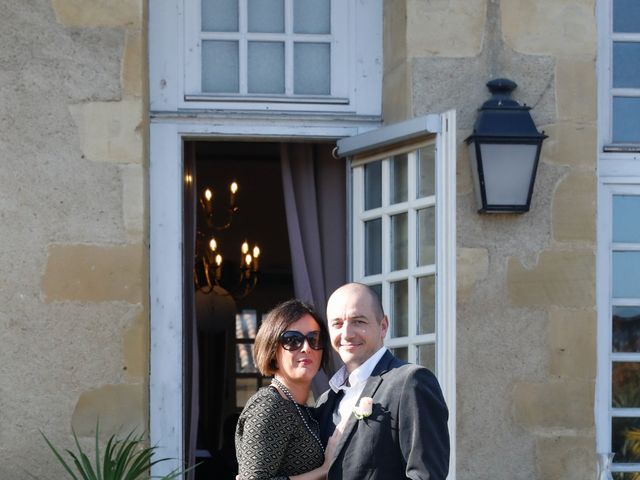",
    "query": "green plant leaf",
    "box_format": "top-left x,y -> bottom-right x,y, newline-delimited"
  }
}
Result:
40,430 -> 80,480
